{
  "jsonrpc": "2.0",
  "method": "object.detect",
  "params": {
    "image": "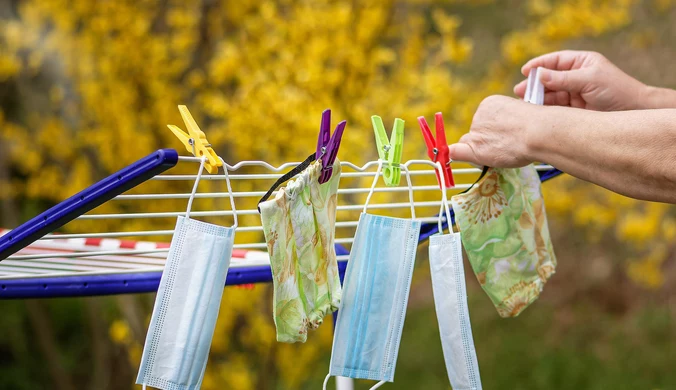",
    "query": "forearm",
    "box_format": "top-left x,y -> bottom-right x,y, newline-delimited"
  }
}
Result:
528,106 -> 676,203
640,86 -> 676,109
